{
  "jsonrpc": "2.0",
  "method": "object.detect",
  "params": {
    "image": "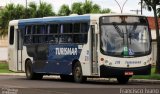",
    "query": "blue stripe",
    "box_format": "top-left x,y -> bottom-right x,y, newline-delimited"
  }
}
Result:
19,15 -> 90,26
